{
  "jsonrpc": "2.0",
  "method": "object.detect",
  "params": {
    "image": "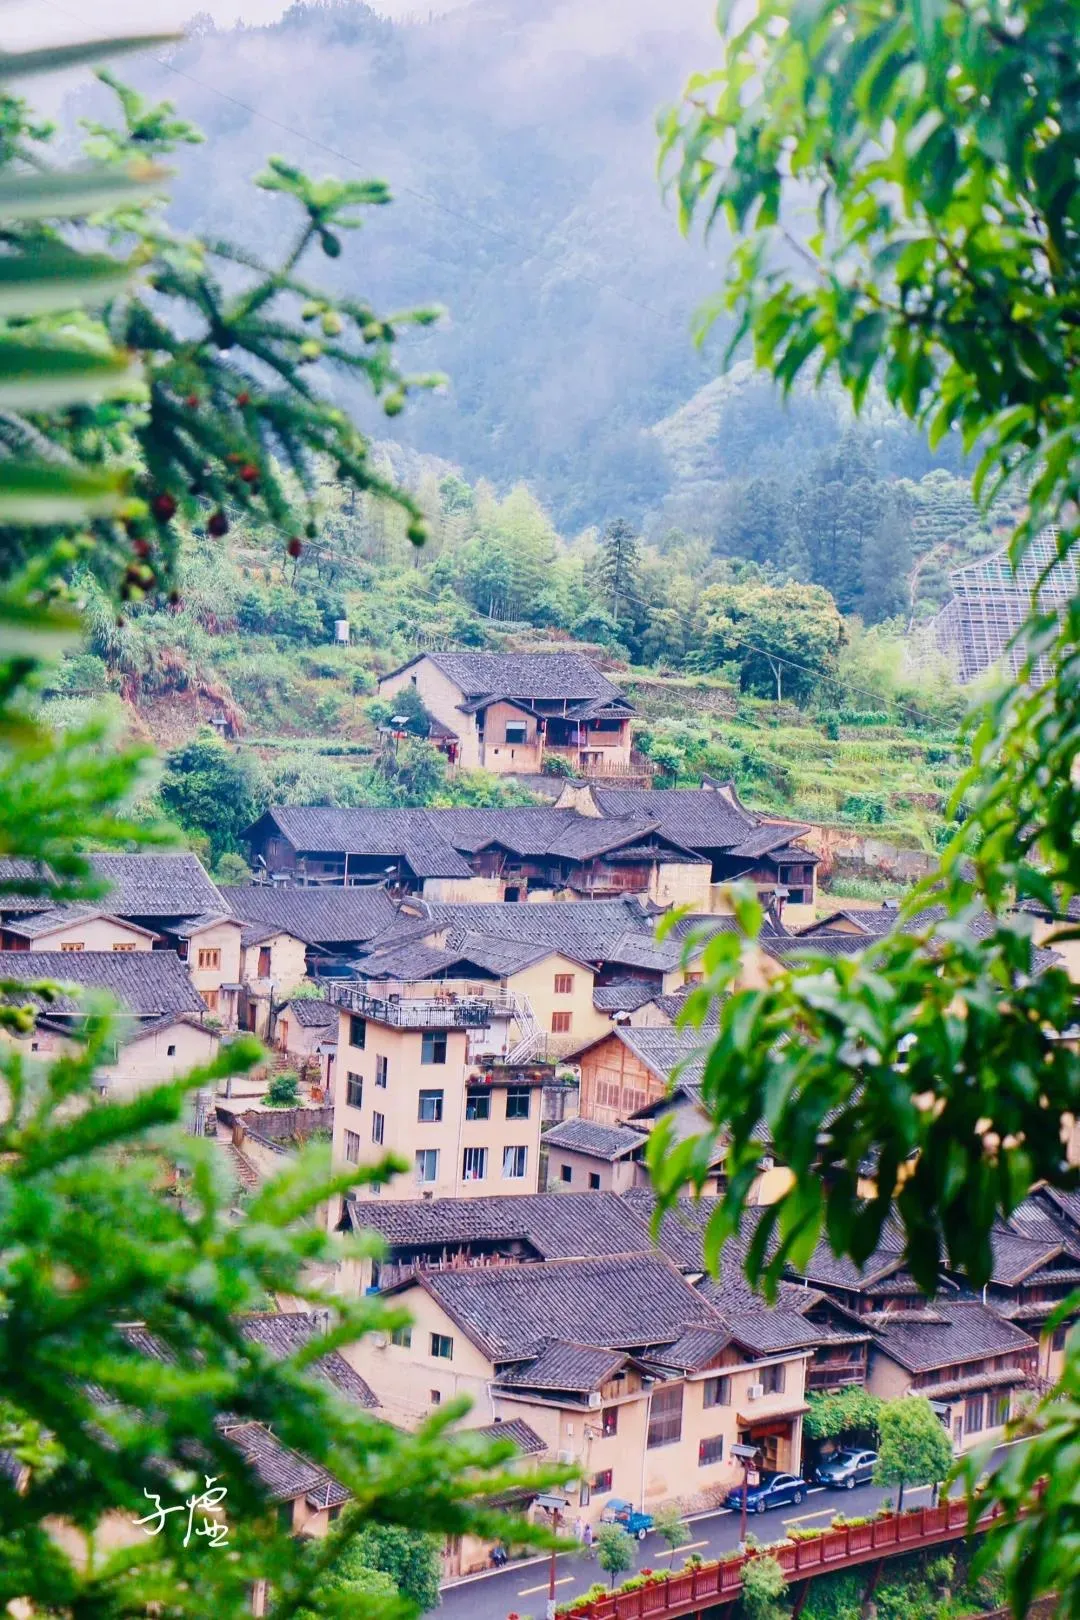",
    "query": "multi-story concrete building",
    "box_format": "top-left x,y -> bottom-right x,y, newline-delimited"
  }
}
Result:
327,982 -> 545,1211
